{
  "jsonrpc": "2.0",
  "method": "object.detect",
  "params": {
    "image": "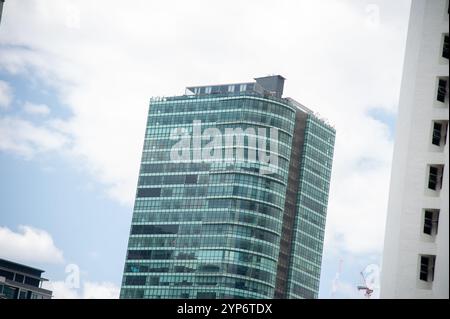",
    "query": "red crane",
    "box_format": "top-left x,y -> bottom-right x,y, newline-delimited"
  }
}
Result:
357,271 -> 374,298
